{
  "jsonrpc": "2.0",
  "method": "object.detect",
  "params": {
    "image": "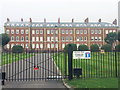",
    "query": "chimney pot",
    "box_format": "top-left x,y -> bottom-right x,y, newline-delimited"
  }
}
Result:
7,18 -> 10,22
58,18 -> 60,24
21,18 -> 23,22
72,18 -> 74,23
84,18 -> 89,23
30,18 -> 32,22
98,18 -> 101,23
44,18 -> 46,23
